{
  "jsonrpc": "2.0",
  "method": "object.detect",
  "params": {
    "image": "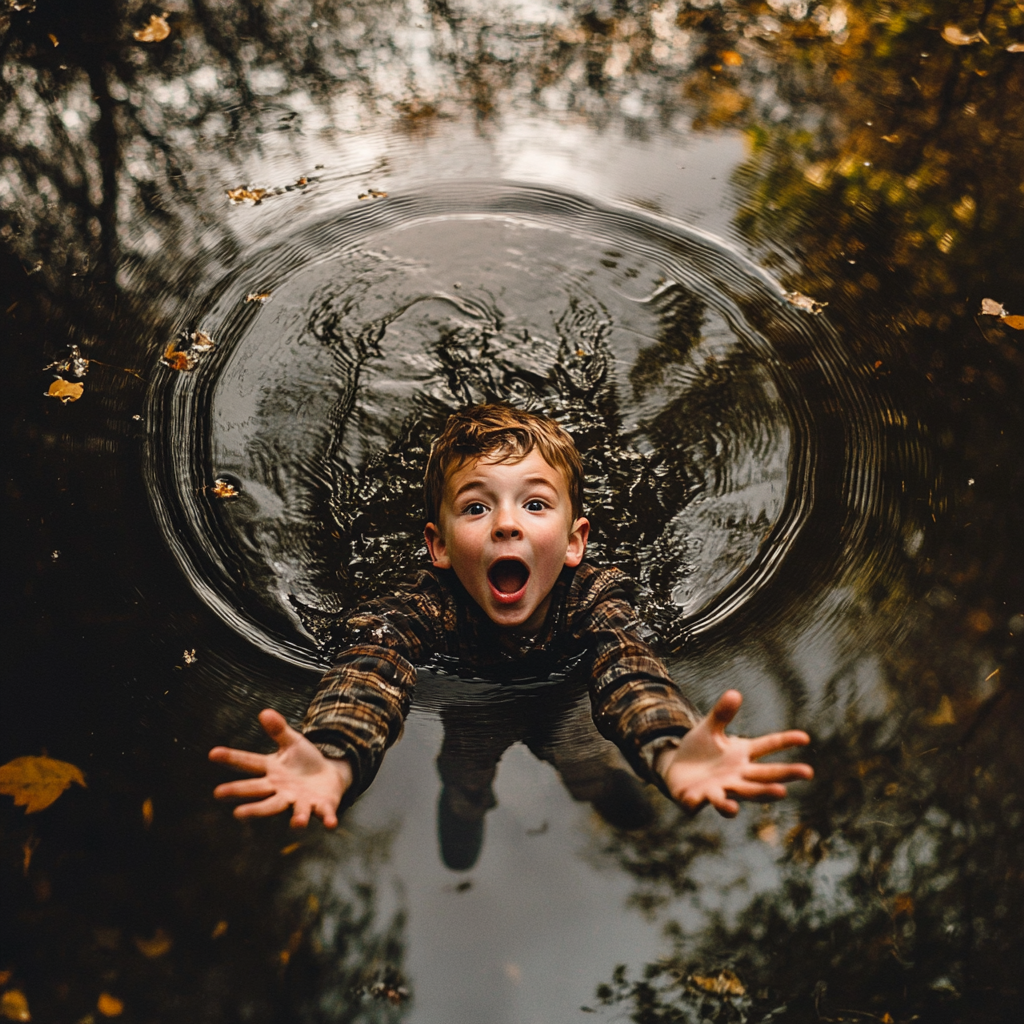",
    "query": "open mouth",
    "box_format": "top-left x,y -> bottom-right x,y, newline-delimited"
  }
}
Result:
487,559 -> 530,602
